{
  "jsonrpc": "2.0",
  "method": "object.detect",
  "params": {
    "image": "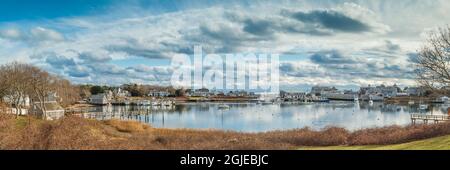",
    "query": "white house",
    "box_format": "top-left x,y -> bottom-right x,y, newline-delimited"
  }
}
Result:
32,102 -> 65,120
31,92 -> 65,120
113,88 -> 131,98
407,87 -> 425,96
2,95 -> 30,107
359,84 -> 399,98
310,86 -> 338,96
148,90 -> 170,97
89,93 -> 110,105
281,92 -> 306,100
190,88 -> 210,97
